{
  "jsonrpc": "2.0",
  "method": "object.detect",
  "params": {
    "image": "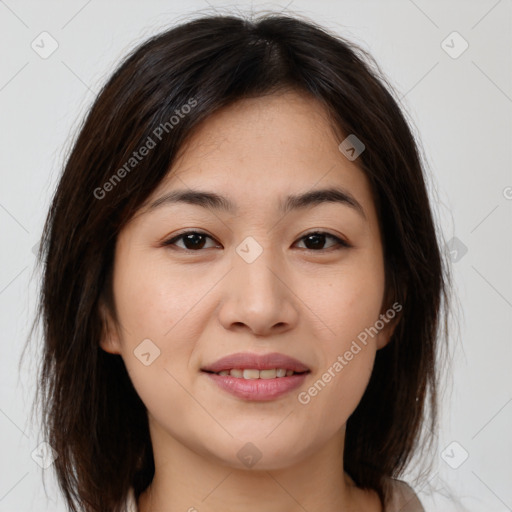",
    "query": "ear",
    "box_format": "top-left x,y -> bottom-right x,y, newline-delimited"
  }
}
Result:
98,299 -> 122,355
375,285 -> 405,350
375,304 -> 402,349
